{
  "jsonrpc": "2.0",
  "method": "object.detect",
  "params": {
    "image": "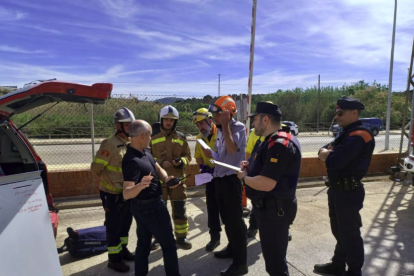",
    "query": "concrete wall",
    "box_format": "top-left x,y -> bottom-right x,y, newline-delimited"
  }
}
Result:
49,152 -> 400,198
